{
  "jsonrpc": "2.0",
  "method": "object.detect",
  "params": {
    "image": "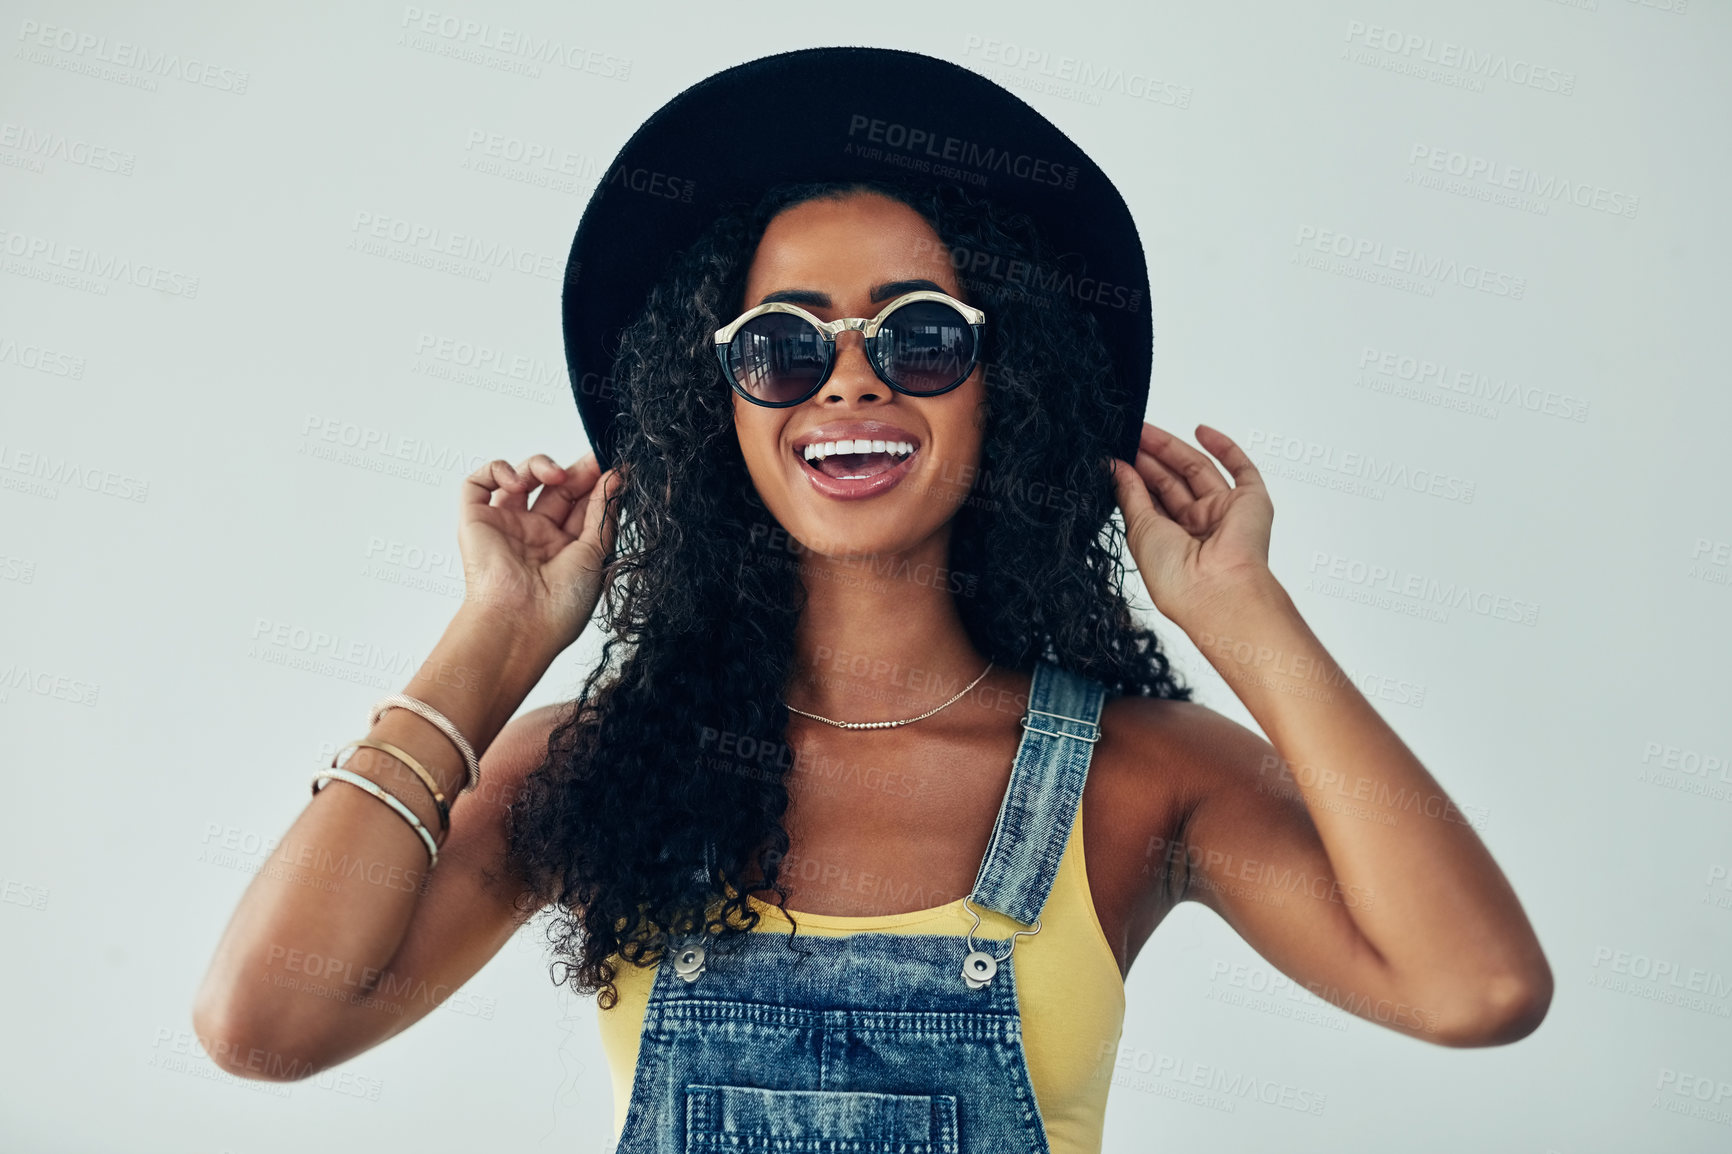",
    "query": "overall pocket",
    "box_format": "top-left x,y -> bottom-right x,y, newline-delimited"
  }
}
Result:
683,1083 -> 960,1153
